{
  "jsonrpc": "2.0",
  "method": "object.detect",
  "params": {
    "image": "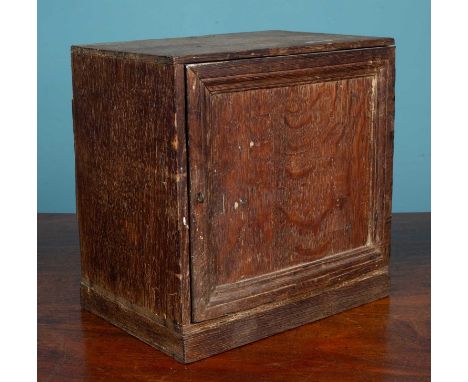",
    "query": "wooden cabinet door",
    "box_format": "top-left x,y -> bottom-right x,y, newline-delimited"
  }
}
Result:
186,47 -> 395,322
